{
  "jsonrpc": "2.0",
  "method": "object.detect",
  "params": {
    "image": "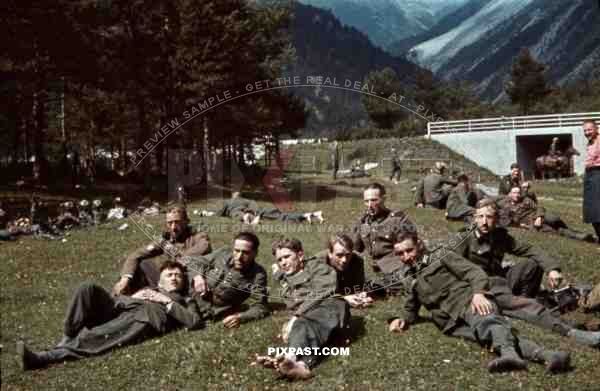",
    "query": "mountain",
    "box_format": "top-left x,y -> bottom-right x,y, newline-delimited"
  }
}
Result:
389,0 -> 492,56
298,0 -> 468,51
287,2 -> 426,133
405,0 -> 600,100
